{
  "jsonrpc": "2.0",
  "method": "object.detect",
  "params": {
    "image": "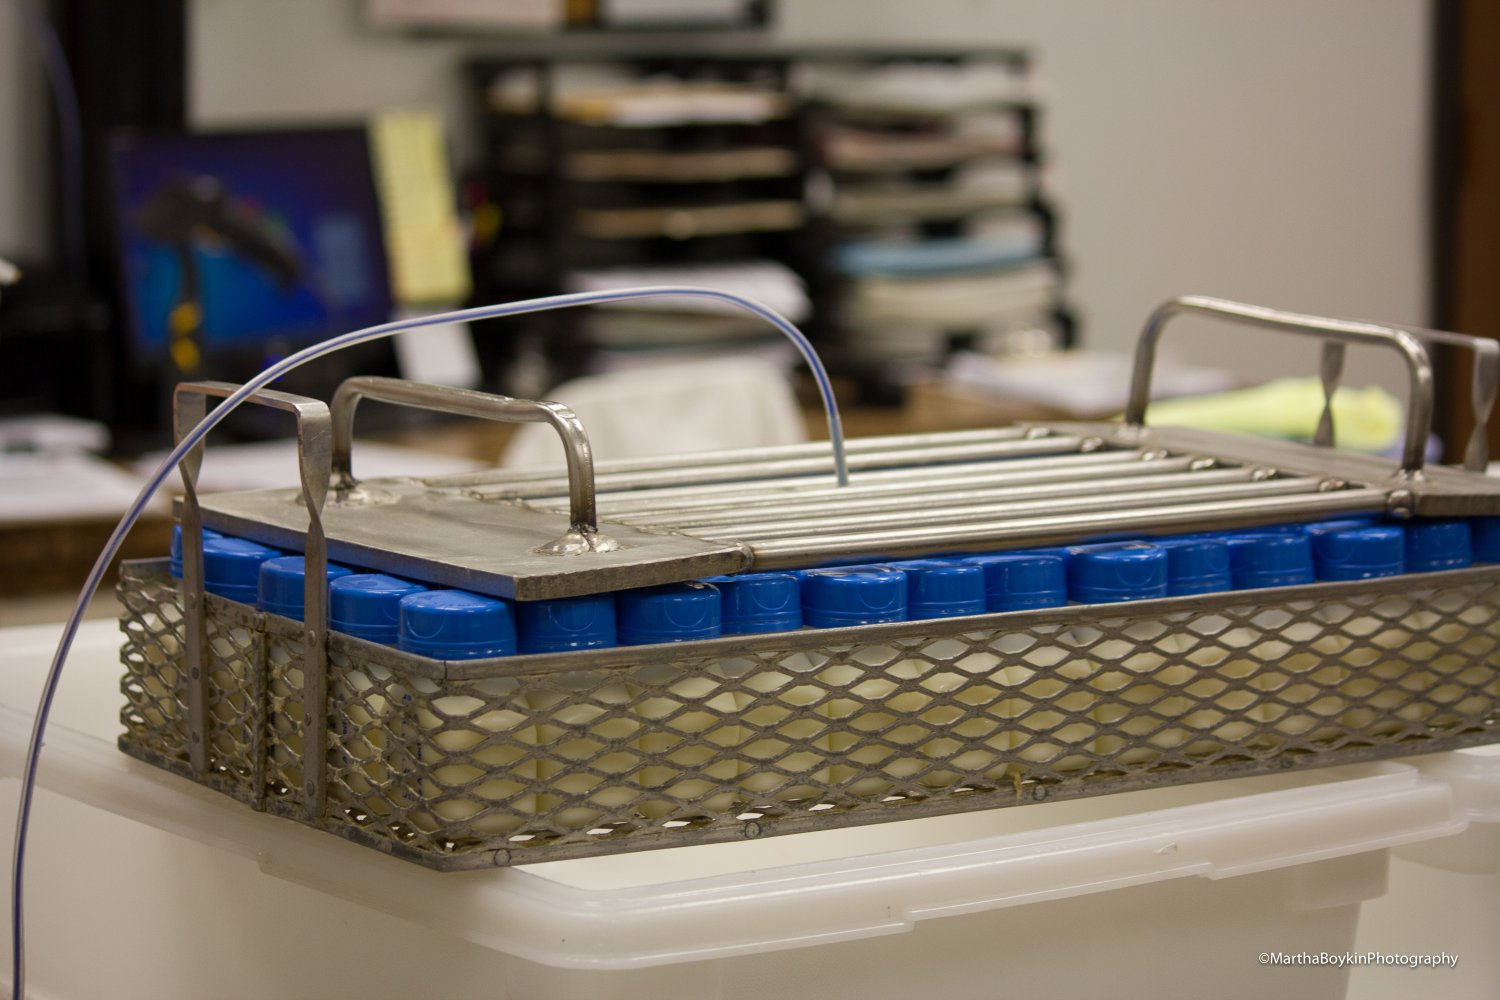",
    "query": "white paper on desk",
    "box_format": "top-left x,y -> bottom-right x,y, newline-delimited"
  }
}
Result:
944,350 -> 1237,418
0,452 -> 162,524
391,306 -> 482,389
132,440 -> 488,495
